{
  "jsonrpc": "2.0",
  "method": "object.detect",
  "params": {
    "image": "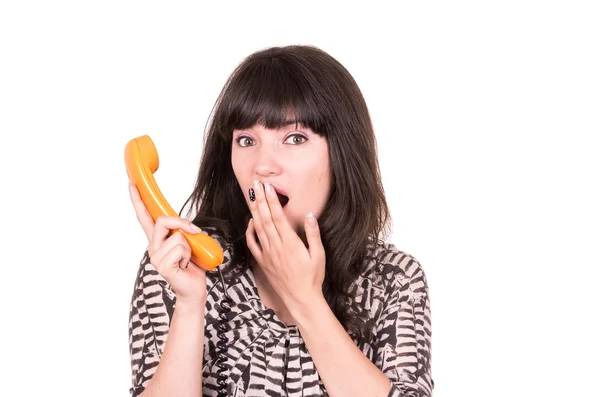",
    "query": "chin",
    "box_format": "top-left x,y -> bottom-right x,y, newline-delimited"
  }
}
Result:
285,213 -> 304,233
